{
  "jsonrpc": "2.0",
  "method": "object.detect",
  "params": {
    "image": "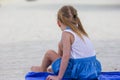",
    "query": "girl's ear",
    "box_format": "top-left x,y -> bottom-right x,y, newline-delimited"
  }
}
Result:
57,20 -> 61,27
